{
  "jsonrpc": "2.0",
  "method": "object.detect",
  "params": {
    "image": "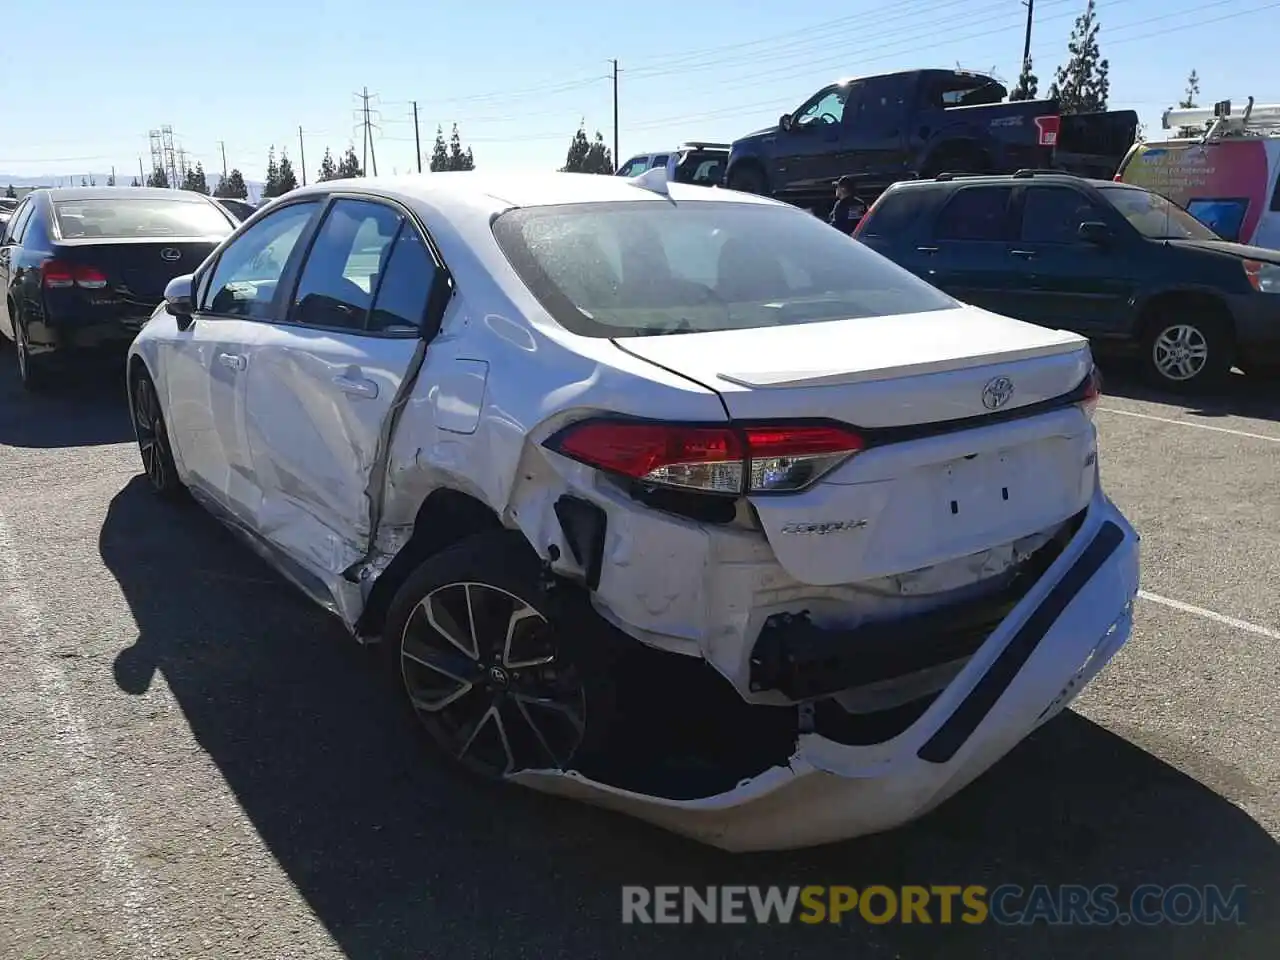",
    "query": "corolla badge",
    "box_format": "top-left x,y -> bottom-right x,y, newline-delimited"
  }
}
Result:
981,376 -> 1015,410
160,248 -> 181,262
